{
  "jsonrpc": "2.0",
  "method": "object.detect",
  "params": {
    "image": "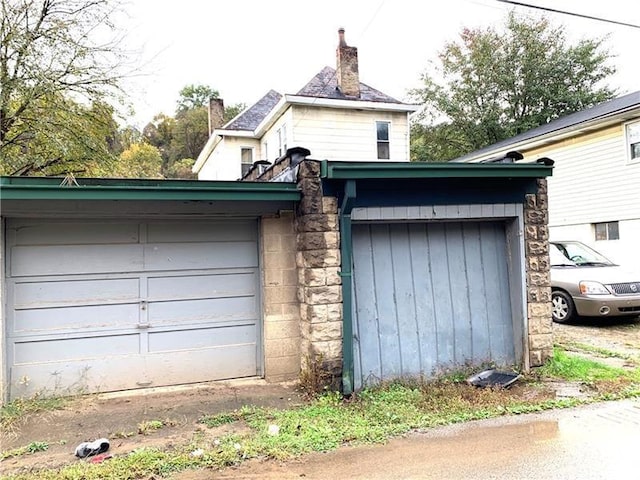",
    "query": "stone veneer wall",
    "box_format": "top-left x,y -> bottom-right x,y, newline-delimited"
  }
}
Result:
295,161 -> 343,385
261,212 -> 301,382
524,178 -> 553,366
